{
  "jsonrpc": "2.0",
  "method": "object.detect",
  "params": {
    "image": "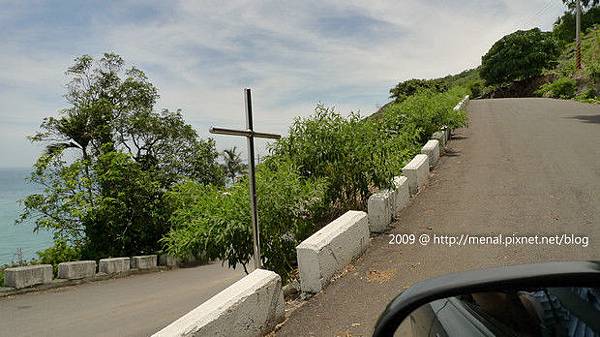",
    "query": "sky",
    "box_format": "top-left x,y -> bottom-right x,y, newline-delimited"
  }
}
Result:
0,0 -> 568,168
